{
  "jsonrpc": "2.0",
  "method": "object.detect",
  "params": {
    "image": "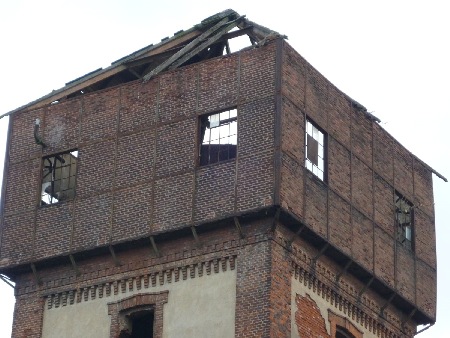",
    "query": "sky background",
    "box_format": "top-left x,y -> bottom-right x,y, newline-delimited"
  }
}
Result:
0,1 -> 448,337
